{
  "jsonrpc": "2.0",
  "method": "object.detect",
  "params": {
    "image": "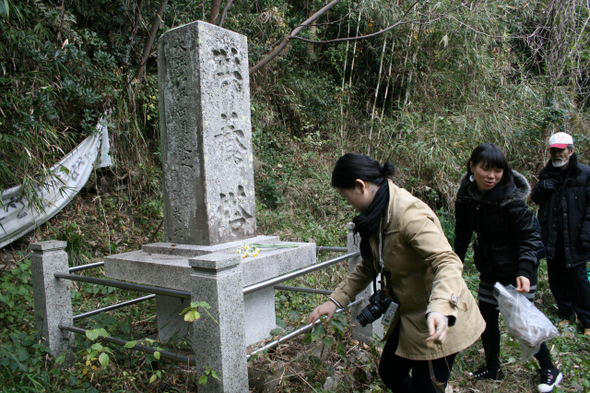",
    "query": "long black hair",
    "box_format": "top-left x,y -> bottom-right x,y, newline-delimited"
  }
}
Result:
331,153 -> 396,189
466,143 -> 514,186
332,153 -> 395,260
